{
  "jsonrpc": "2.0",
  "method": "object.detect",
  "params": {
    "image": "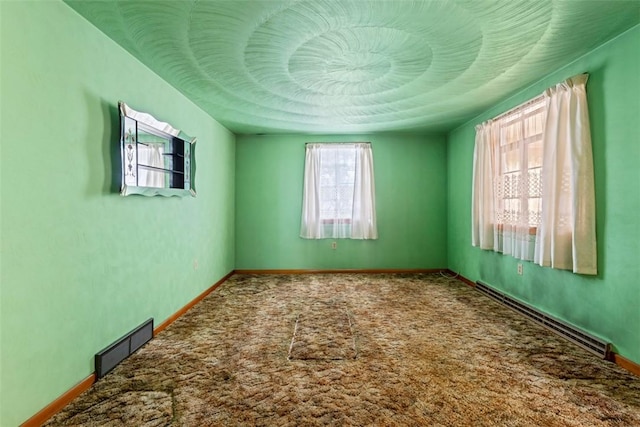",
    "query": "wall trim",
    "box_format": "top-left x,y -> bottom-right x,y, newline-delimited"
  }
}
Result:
154,270 -> 235,335
611,353 -> 640,376
20,270 -> 235,427
446,270 -> 475,287
20,374 -> 96,427
233,268 -> 448,274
